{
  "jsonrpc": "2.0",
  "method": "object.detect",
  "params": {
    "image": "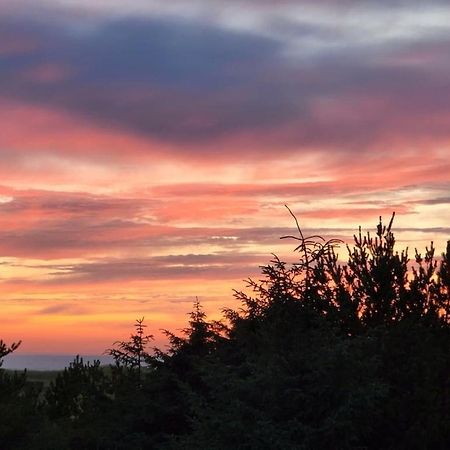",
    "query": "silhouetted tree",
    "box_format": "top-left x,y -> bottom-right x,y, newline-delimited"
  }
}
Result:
46,356 -> 110,420
0,339 -> 42,449
108,317 -> 154,383
0,339 -> 21,367
171,212 -> 450,449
